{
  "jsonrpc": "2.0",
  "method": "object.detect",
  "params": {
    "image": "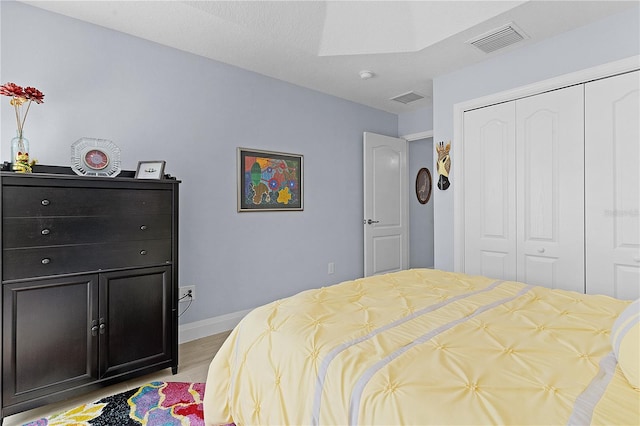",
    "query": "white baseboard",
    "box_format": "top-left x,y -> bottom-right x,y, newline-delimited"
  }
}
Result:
178,308 -> 252,344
